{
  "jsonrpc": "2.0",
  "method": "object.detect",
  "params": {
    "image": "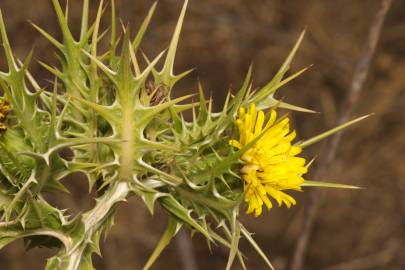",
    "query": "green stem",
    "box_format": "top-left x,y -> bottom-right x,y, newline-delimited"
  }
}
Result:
60,181 -> 130,270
